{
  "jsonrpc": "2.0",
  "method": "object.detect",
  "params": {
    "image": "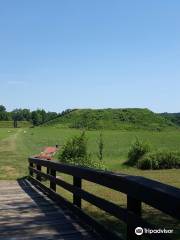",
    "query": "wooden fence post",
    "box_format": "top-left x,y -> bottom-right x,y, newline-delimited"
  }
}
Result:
73,176 -> 82,208
127,196 -> 142,240
29,162 -> 33,177
36,164 -> 42,181
50,169 -> 56,192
